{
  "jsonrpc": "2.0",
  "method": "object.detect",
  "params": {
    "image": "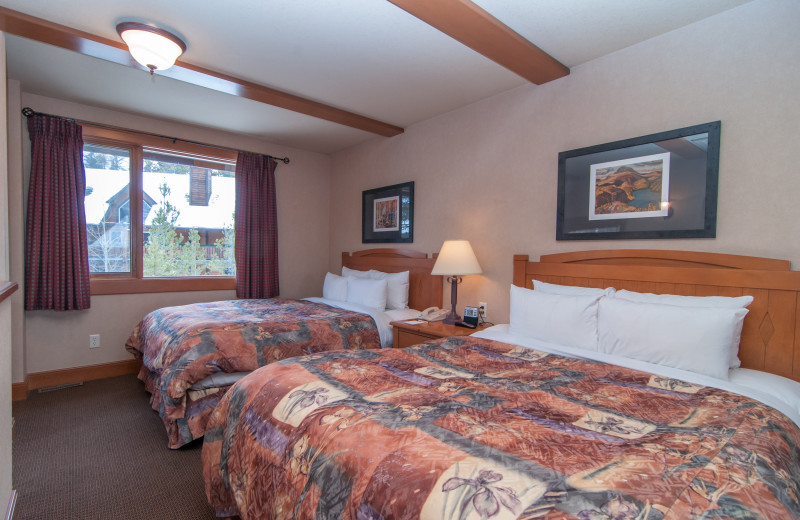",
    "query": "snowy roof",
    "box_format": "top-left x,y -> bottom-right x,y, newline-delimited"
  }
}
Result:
84,168 -> 235,229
